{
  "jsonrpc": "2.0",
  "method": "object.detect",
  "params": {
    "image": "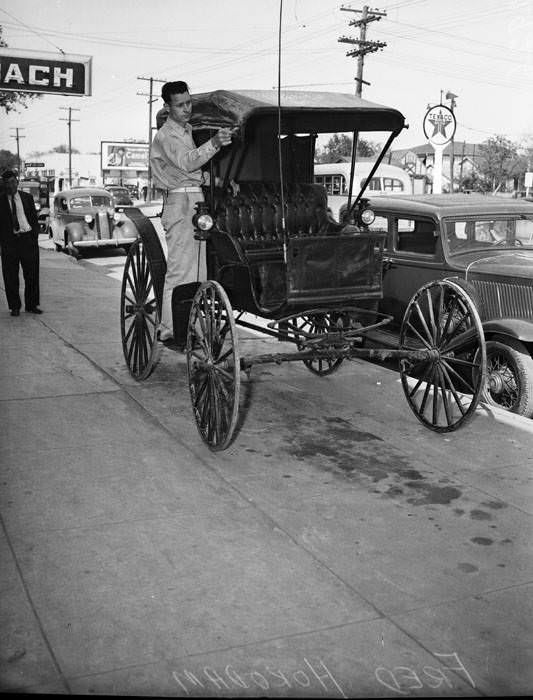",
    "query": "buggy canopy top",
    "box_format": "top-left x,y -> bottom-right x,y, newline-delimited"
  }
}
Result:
156,89 -> 406,136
